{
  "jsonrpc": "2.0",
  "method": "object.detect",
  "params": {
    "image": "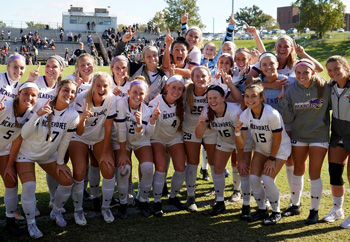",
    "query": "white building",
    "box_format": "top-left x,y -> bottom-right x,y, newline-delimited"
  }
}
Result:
62,7 -> 117,33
